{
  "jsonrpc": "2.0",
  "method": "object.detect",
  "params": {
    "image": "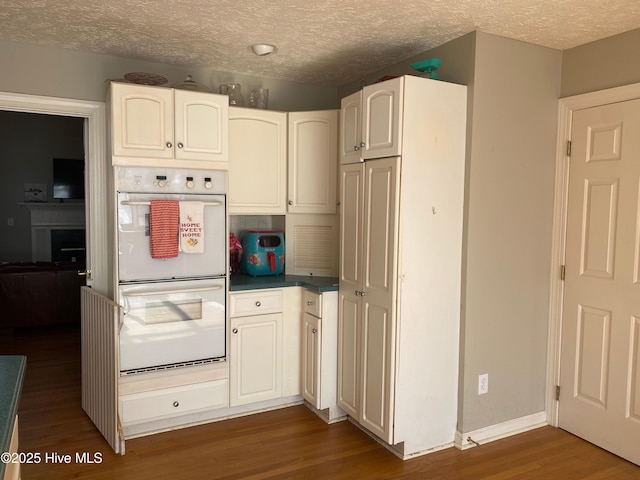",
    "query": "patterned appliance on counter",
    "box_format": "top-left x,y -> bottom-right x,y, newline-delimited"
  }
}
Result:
240,231 -> 285,276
